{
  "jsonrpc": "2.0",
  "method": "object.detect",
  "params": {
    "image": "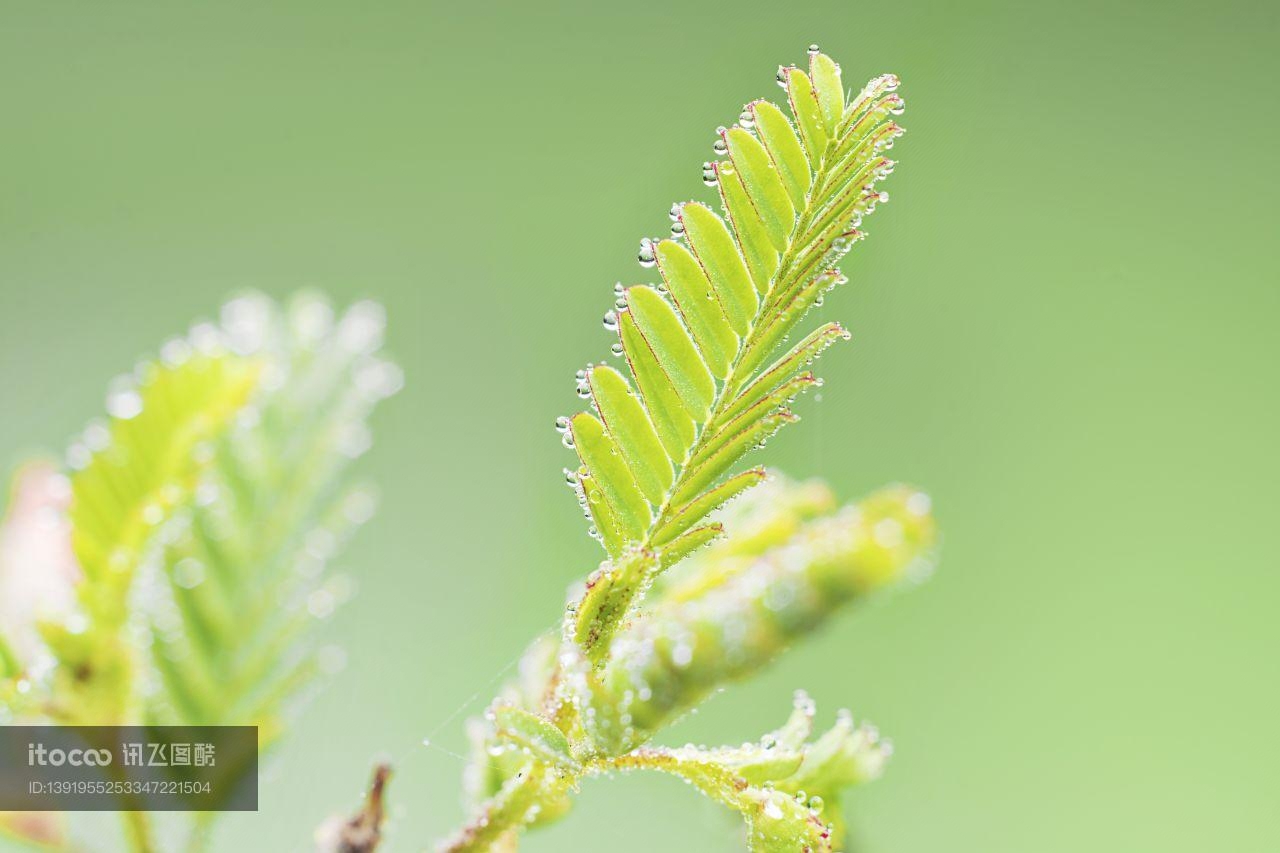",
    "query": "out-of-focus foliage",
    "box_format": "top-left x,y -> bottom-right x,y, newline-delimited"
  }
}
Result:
0,293 -> 398,852
437,48 -> 931,853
